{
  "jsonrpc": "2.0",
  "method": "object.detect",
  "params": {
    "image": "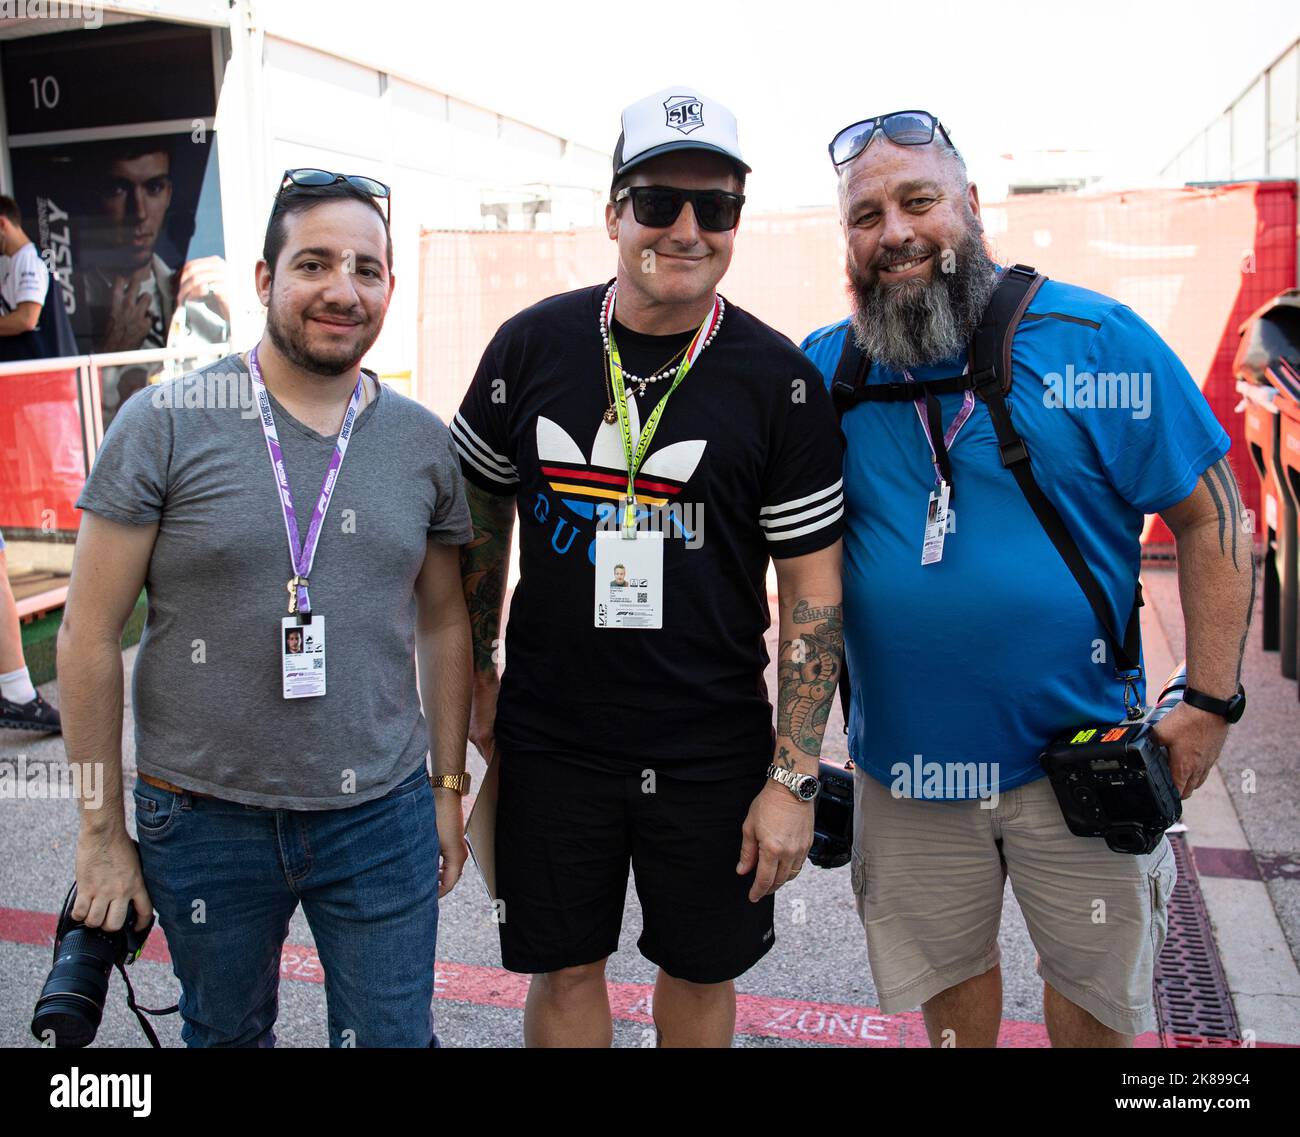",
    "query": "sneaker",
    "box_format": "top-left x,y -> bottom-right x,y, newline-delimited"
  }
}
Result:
0,692 -> 62,734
